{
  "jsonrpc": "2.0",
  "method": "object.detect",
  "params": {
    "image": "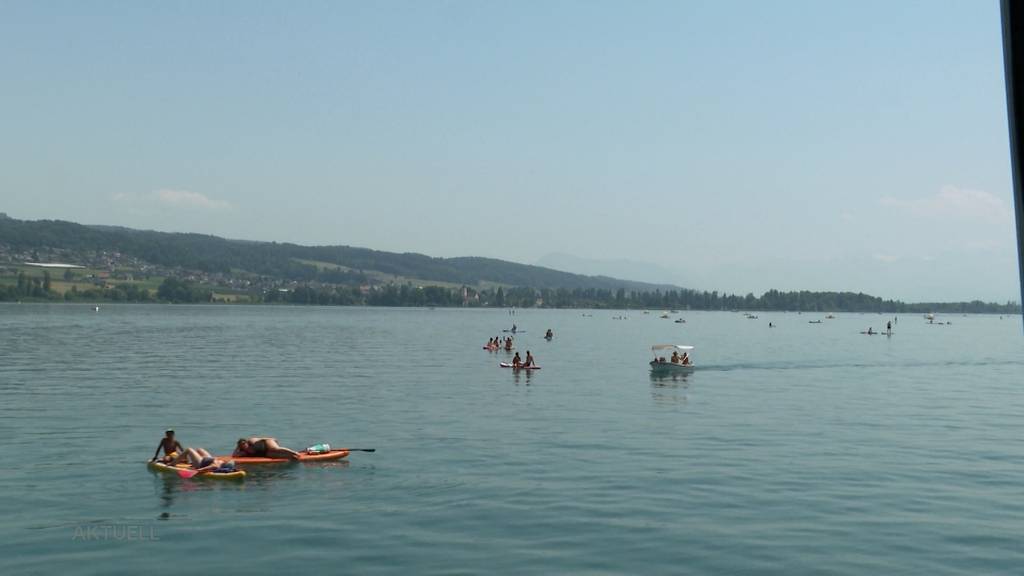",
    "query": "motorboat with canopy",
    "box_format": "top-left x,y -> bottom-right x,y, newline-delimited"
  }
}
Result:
650,344 -> 694,370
